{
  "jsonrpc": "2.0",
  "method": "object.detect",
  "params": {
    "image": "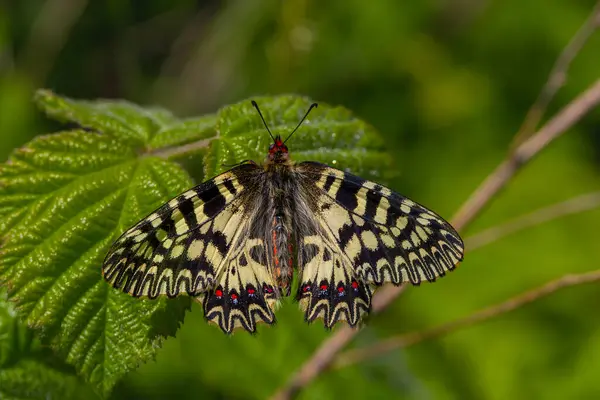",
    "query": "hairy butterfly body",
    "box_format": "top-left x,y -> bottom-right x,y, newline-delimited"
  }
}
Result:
102,101 -> 464,334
